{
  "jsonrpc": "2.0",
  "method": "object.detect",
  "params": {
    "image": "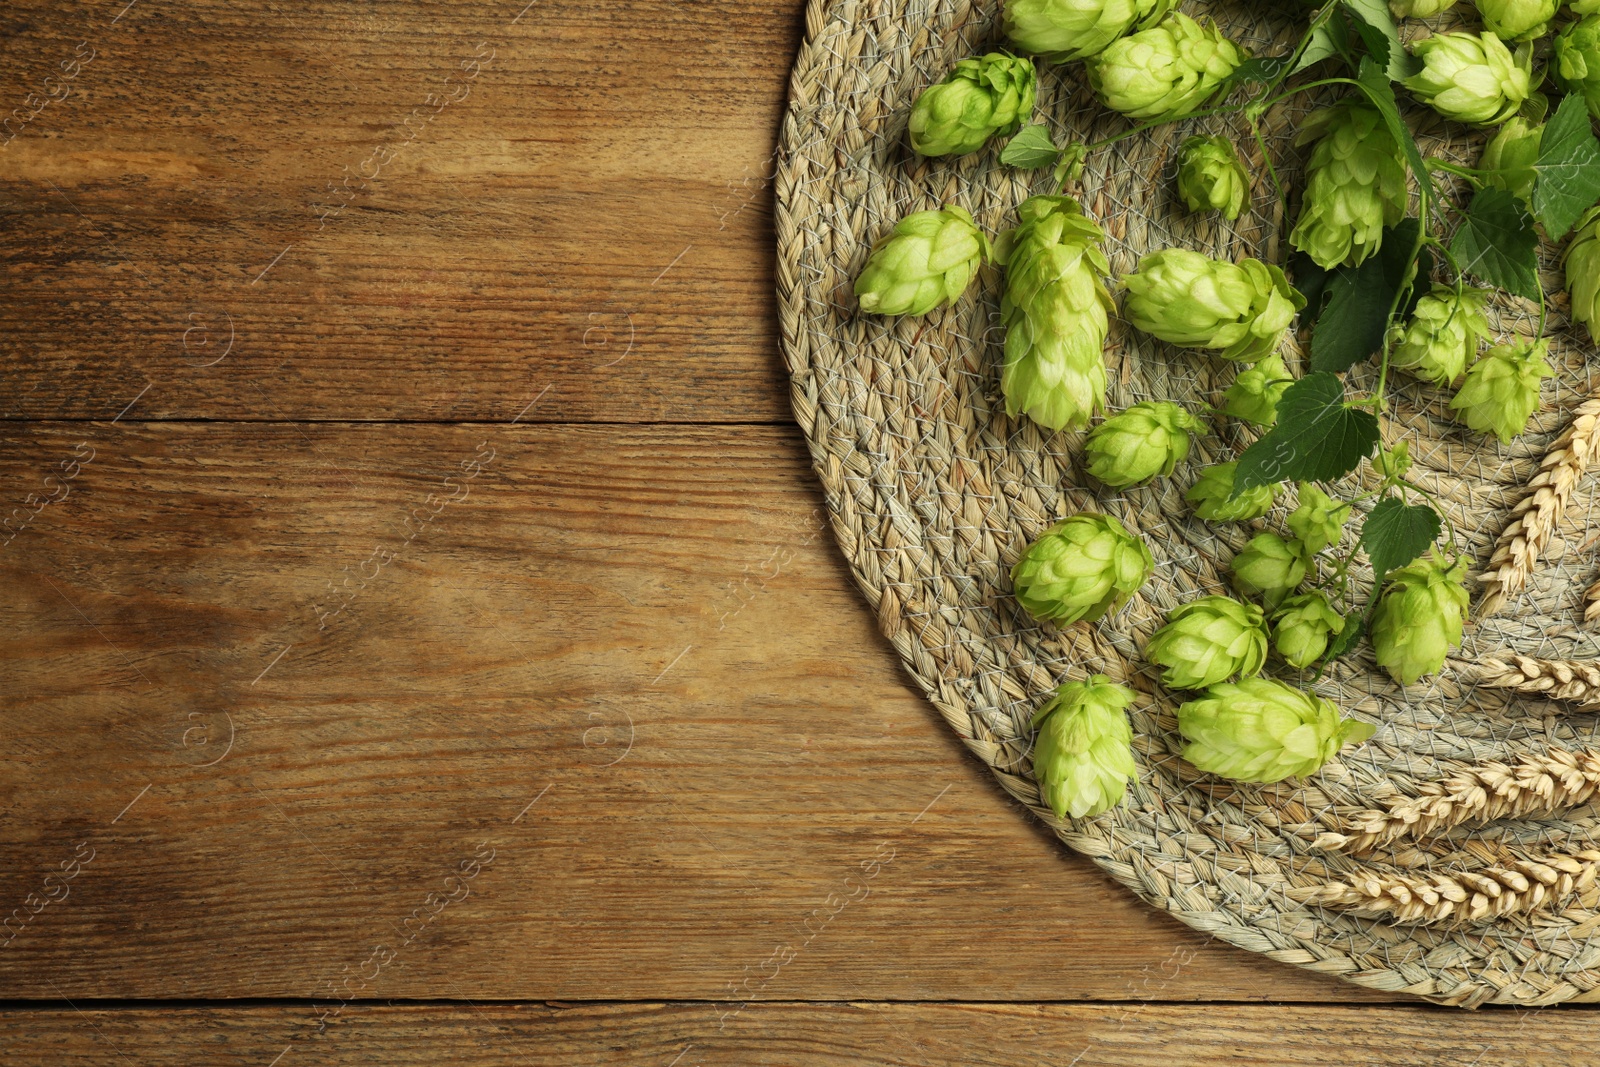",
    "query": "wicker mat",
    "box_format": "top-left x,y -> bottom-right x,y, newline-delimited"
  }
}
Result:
774,0 -> 1600,1007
